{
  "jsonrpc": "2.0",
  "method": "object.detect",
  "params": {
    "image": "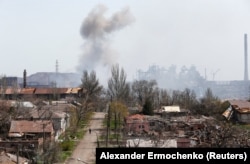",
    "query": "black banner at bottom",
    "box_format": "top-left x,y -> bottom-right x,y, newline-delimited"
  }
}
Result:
96,148 -> 250,164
